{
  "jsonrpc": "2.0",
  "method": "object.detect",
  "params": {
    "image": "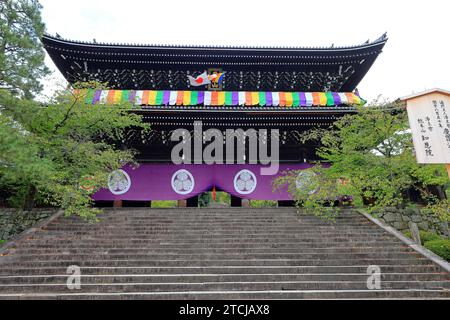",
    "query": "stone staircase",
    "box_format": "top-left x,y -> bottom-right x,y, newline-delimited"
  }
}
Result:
0,208 -> 448,299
